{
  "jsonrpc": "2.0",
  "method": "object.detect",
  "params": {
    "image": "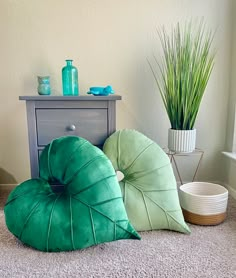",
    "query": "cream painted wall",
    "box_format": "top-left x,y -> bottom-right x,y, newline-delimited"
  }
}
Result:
0,0 -> 233,184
